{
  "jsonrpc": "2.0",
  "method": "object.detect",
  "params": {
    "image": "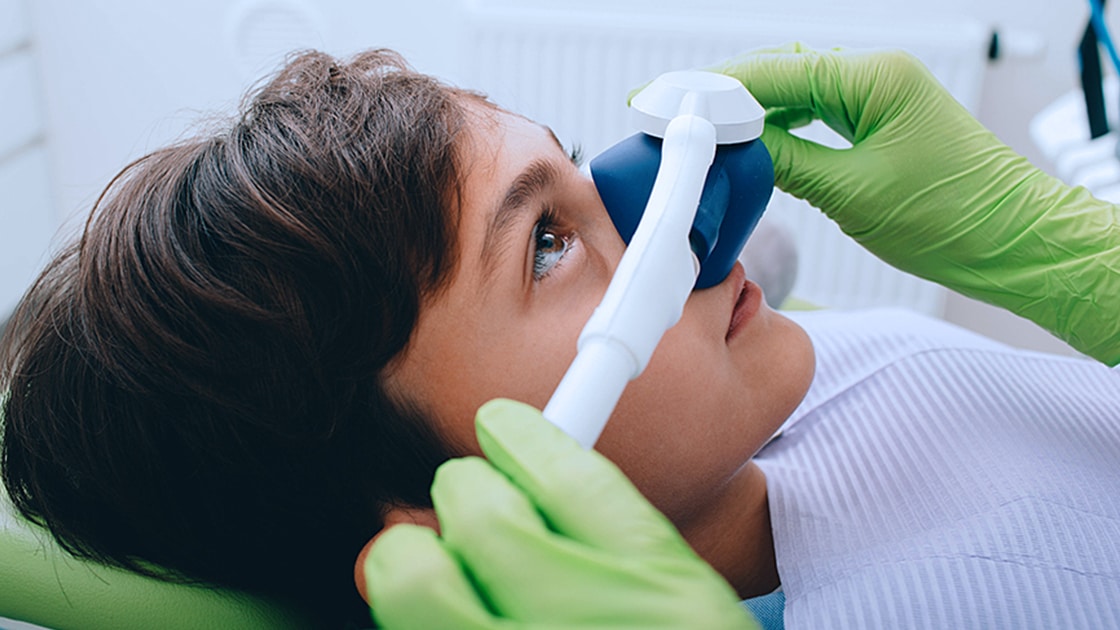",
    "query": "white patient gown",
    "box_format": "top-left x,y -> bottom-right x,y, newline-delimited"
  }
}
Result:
755,309 -> 1120,629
